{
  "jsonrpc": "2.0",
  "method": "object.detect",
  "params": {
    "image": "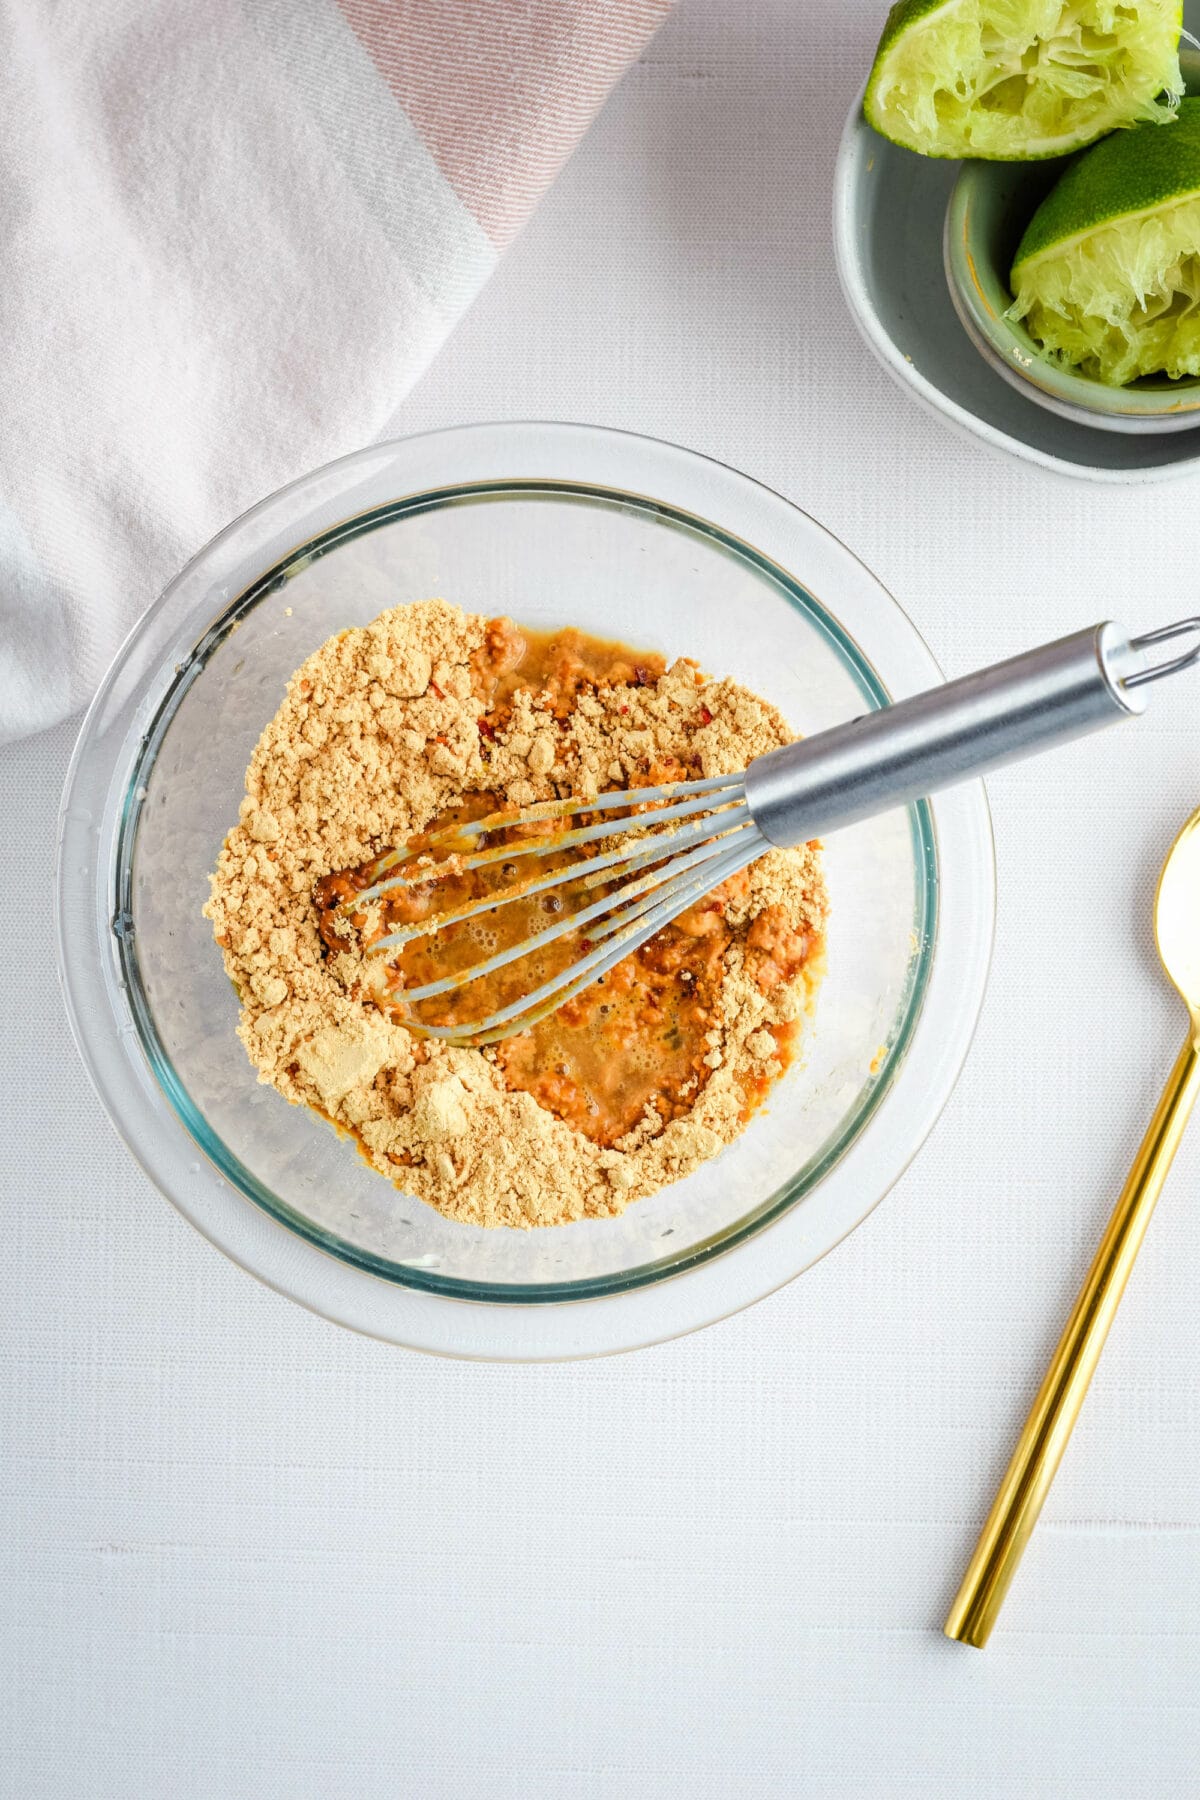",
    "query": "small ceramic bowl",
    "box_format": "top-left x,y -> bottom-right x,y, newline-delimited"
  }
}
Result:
944,52 -> 1200,435
832,6 -> 1200,481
